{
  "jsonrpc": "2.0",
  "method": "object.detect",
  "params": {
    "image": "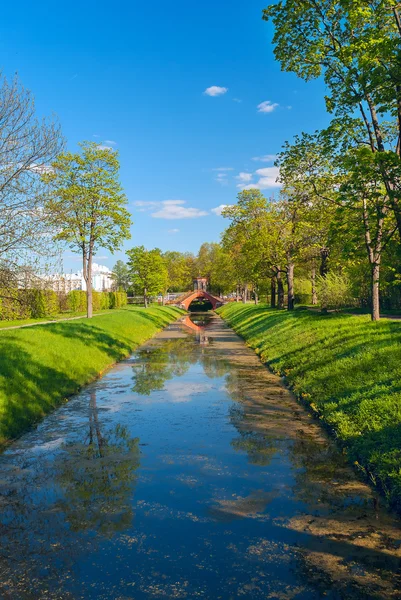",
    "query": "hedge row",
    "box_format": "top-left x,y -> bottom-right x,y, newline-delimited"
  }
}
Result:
0,289 -> 127,320
66,290 -> 127,312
